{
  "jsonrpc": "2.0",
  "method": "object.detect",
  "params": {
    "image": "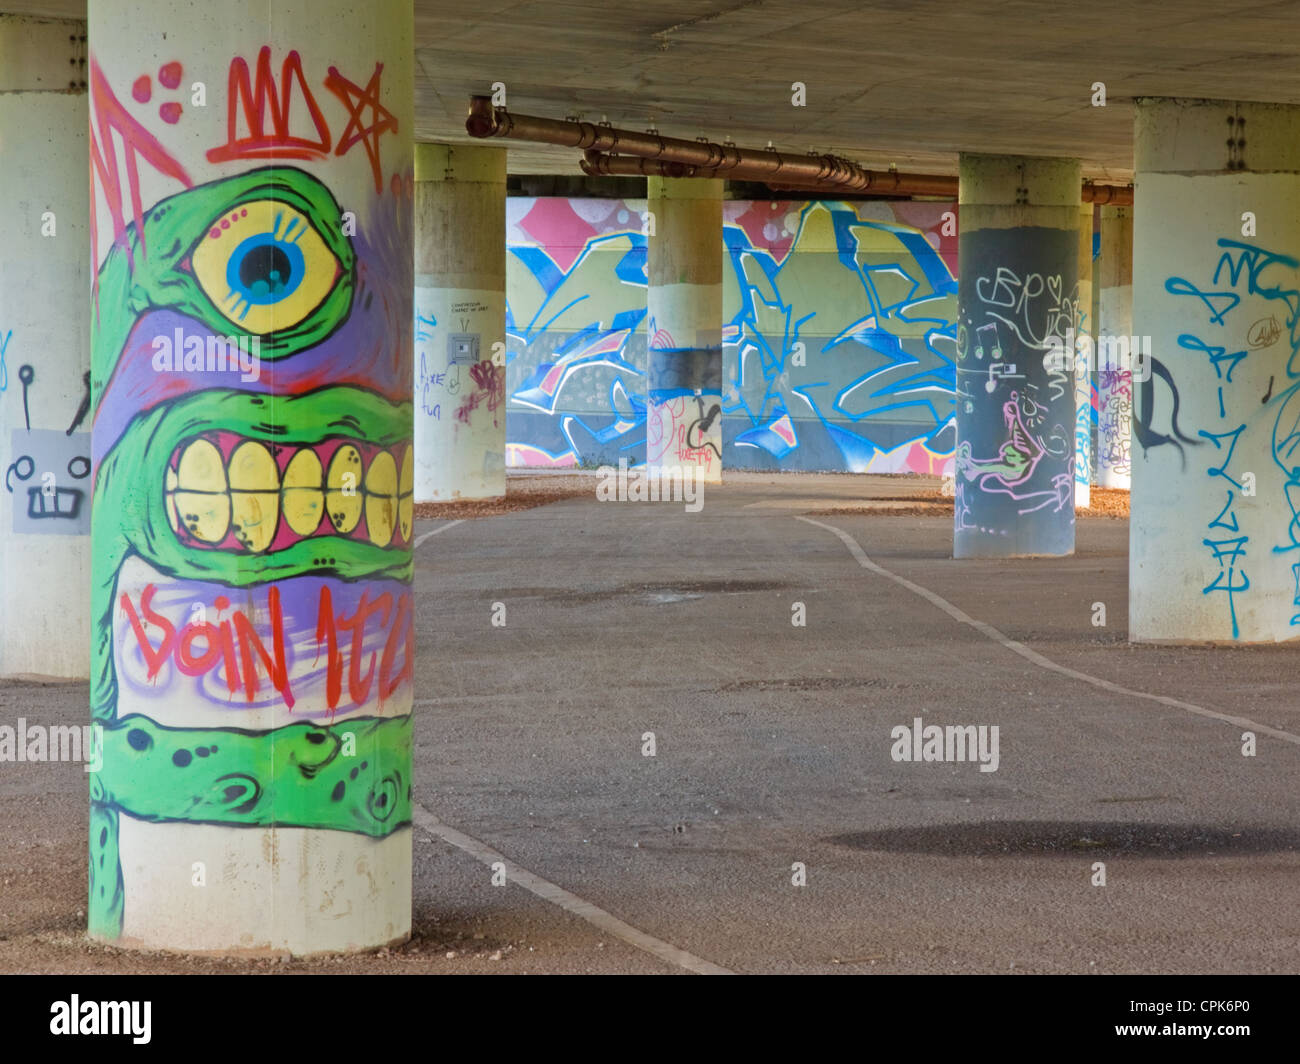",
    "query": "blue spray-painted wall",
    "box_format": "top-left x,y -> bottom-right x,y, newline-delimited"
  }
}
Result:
505,197 -> 959,475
